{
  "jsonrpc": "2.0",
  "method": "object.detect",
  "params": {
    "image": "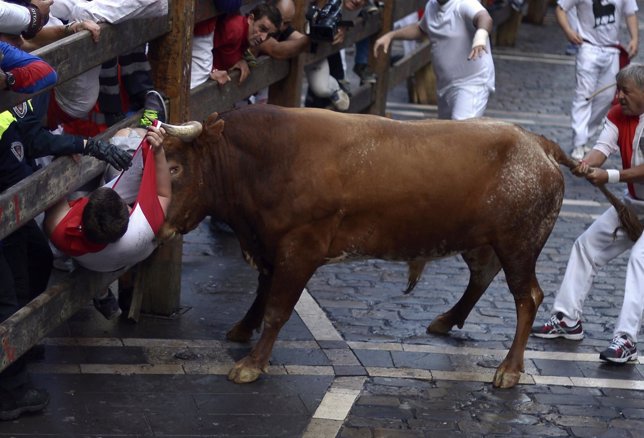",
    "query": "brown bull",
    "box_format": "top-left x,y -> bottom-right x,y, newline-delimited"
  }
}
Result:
160,104 -> 576,388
